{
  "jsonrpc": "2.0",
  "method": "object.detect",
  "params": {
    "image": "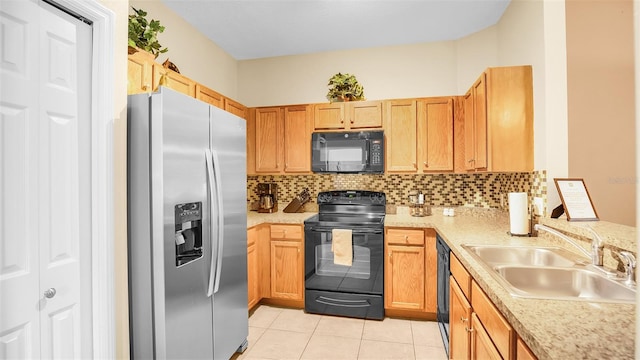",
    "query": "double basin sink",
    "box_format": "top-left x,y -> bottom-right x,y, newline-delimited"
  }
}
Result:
461,245 -> 636,303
